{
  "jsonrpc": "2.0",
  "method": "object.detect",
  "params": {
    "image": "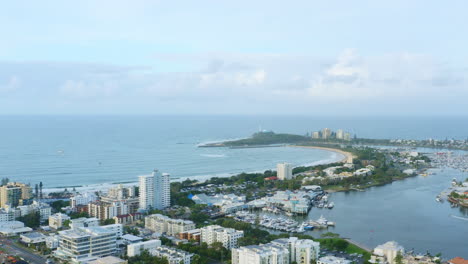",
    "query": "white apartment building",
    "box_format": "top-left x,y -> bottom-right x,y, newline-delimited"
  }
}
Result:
272,237 -> 320,264
107,184 -> 136,199
88,201 -> 130,220
69,217 -> 100,229
336,129 -> 344,140
139,170 -> 171,210
150,246 -> 193,264
145,214 -> 195,236
55,226 -> 117,263
17,201 -> 51,222
373,241 -> 404,264
312,131 -> 320,139
49,213 -> 71,229
101,223 -> 123,238
0,208 -> 16,222
200,225 -> 244,249
46,235 -> 60,249
322,128 -> 332,139
127,239 -> 162,257
277,163 -> 293,180
318,256 -> 352,264
232,244 -> 289,264
70,192 -> 98,208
